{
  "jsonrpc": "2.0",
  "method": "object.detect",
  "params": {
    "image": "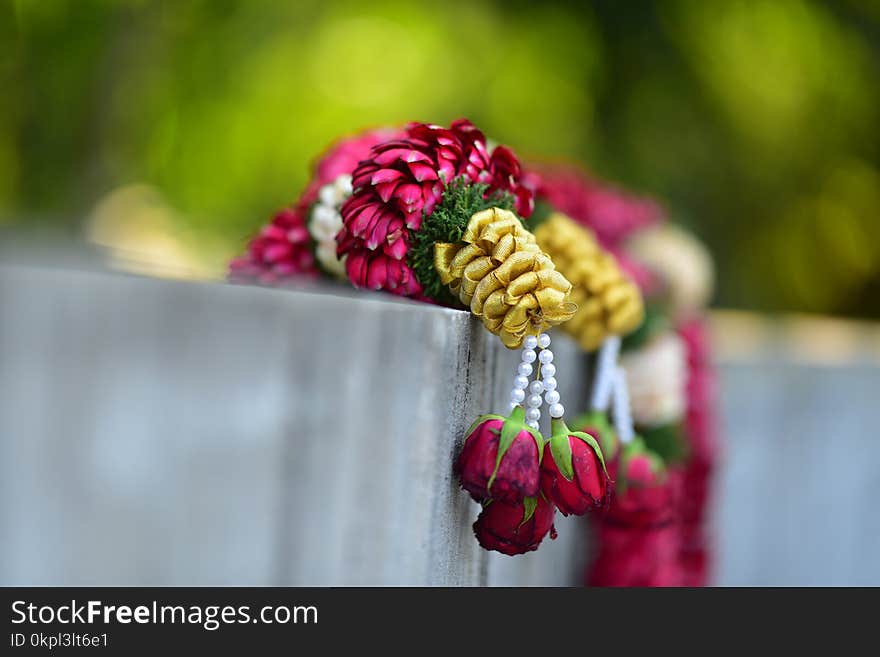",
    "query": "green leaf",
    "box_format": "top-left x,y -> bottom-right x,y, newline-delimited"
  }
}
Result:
641,422 -> 688,464
525,198 -> 554,230
487,406 -> 542,492
520,496 -> 538,527
408,177 -> 517,302
464,413 -> 506,438
621,435 -> 648,459
548,433 -> 574,481
617,436 -> 668,490
621,302 -> 671,352
572,409 -> 617,460
496,410 -> 524,463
